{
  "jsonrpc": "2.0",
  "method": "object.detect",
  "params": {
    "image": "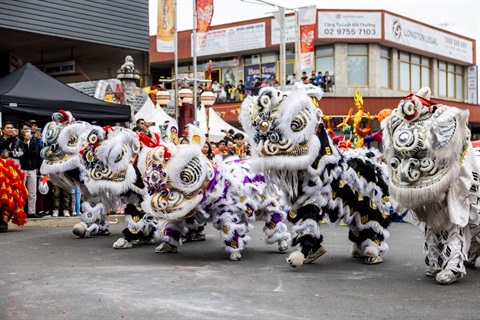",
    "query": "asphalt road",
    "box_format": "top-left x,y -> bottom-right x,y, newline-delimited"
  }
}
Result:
1,219 -> 479,320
